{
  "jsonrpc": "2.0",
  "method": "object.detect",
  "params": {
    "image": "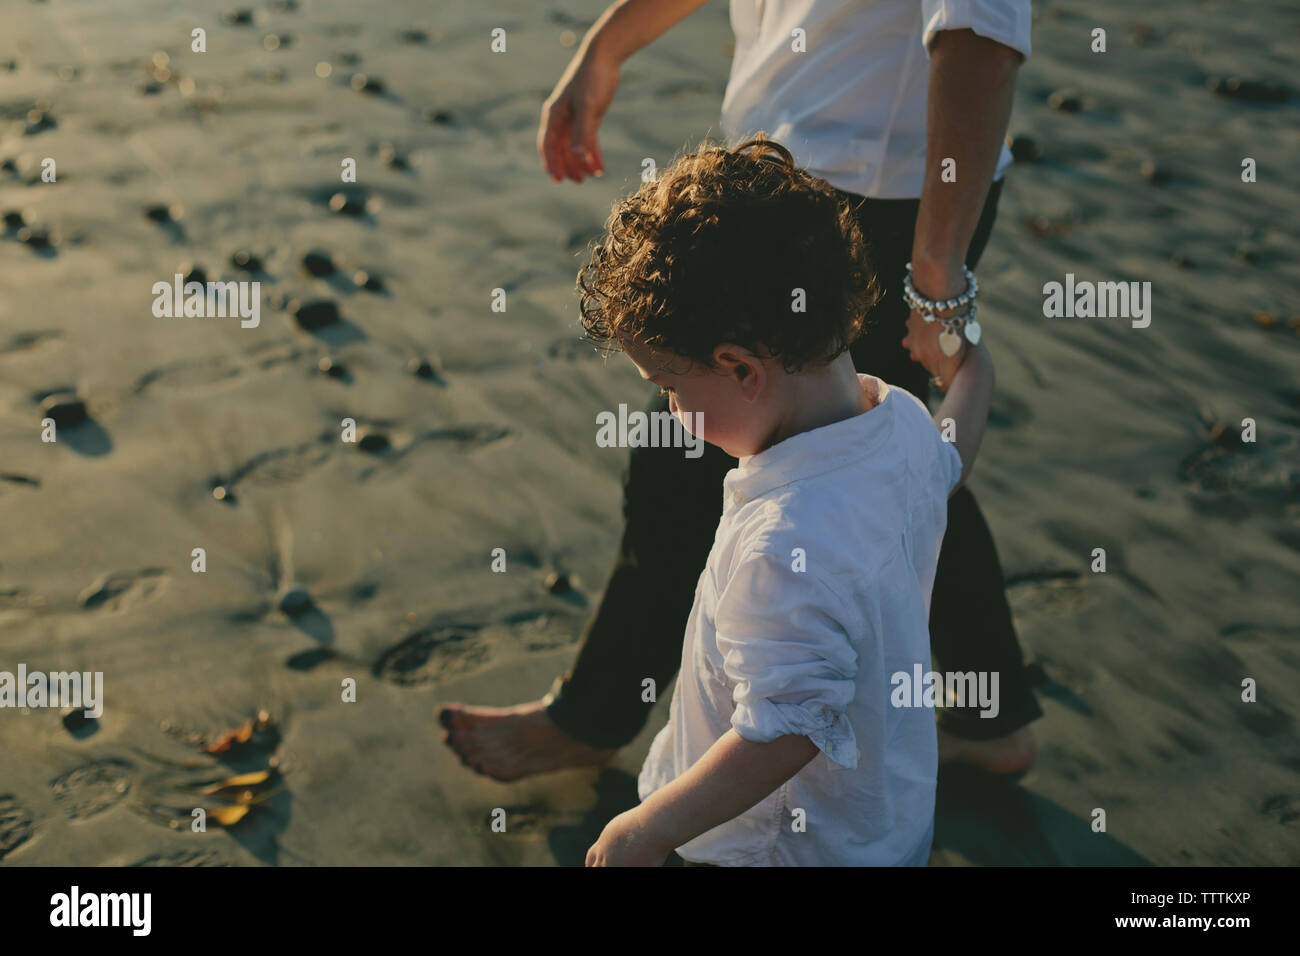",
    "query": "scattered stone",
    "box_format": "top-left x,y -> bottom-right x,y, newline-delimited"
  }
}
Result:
425,108 -> 455,125
318,355 -> 348,378
1140,160 -> 1170,185
277,586 -> 314,617
1209,423 -> 1247,450
353,269 -> 383,292
1047,88 -> 1082,112
1008,135 -> 1041,163
379,143 -> 408,170
221,9 -> 254,25
230,249 -> 263,272
145,202 -> 182,223
400,29 -> 428,44
1252,310 -> 1275,328
350,73 -> 384,94
18,226 -> 54,249
1208,76 -> 1288,103
40,392 -> 87,428
1235,242 -> 1259,264
291,299 -> 340,330
24,108 -> 56,134
302,250 -> 336,276
3,209 -> 26,229
328,192 -> 367,216
545,571 -> 572,595
139,80 -> 164,95
62,707 -> 98,736
357,430 -> 390,453
1171,253 -> 1193,270
181,263 -> 207,285
409,358 -> 438,380
211,484 -> 232,503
